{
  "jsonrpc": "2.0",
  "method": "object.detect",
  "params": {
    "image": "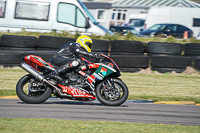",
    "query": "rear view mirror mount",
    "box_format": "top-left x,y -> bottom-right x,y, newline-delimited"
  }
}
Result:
85,17 -> 91,29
